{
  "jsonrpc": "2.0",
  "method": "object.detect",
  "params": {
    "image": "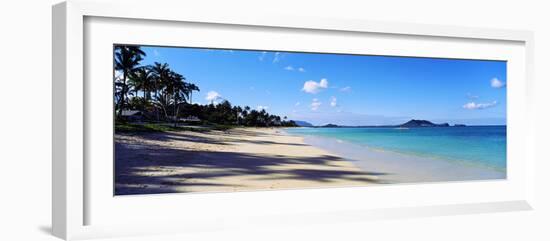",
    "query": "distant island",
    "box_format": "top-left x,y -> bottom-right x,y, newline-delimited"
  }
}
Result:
294,120 -> 314,127
399,119 -> 450,128
313,119 -> 467,128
